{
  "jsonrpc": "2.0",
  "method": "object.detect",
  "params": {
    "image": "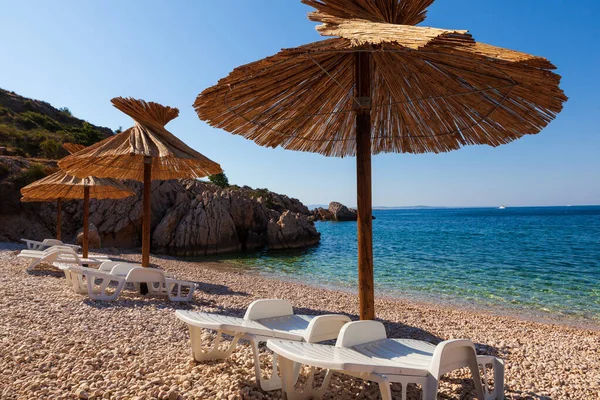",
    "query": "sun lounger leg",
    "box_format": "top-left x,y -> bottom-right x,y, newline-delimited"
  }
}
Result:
278,356 -> 325,400
376,379 -> 393,400
65,270 -> 88,294
477,356 -> 504,400
249,336 -> 283,391
26,259 -> 41,272
277,358 -> 330,399
492,358 -> 505,400
467,356 -> 485,400
189,327 -> 241,362
422,376 -> 438,400
86,273 -> 125,301
247,336 -> 302,391
166,279 -> 196,302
